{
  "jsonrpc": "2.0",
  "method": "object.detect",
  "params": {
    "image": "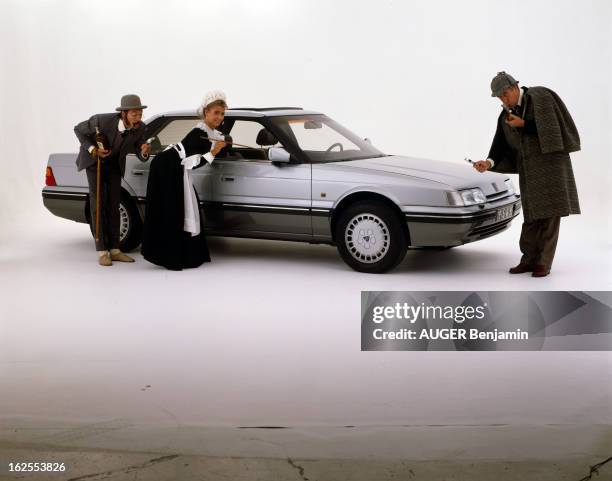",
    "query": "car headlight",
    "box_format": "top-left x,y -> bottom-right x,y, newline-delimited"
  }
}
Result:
460,188 -> 487,206
504,179 -> 514,194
